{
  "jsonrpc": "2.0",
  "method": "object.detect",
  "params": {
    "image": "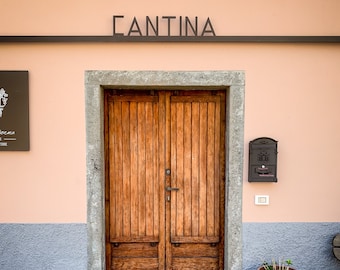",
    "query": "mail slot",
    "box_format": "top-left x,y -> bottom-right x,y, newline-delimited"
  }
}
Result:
248,137 -> 278,182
